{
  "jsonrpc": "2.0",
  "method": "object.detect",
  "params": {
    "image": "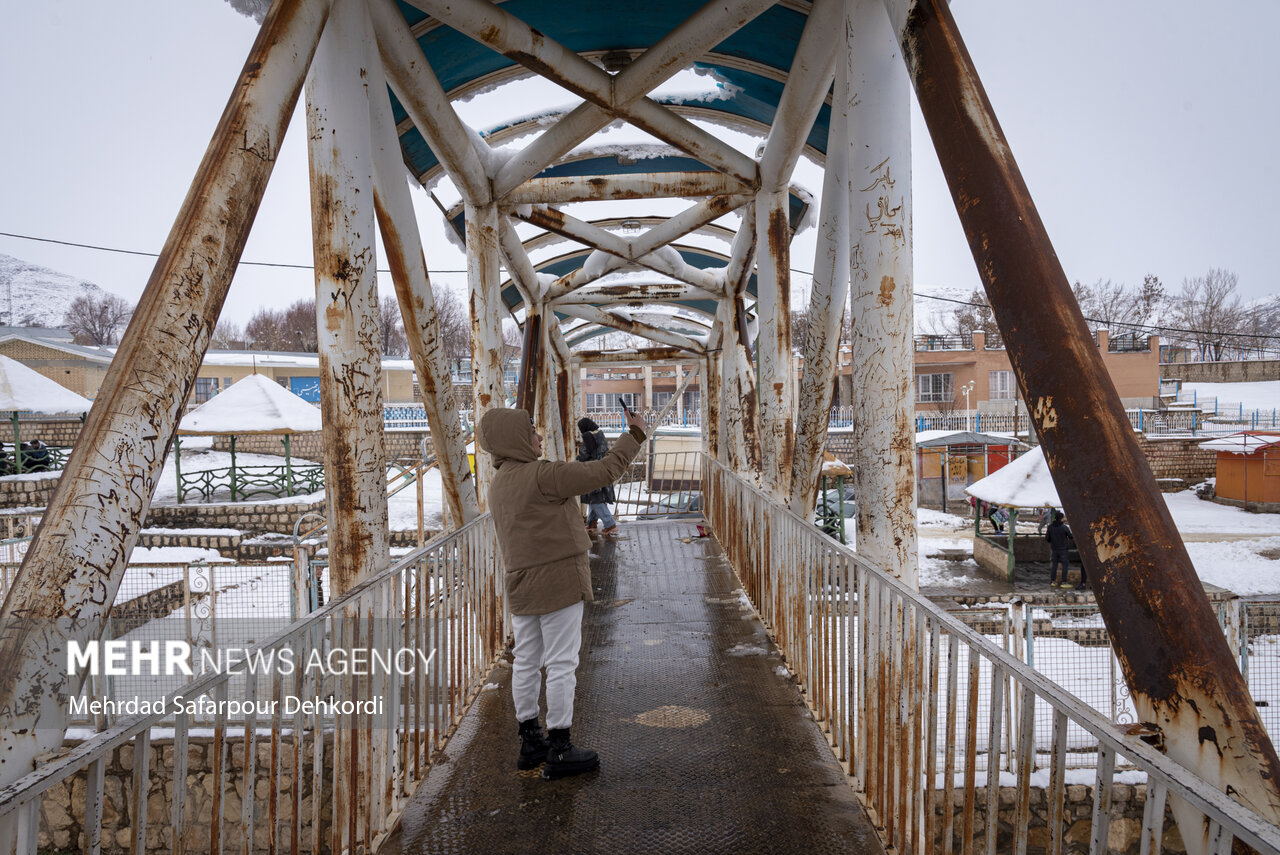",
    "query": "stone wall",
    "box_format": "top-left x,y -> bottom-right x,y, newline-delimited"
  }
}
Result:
15,416 -> 84,446
145,498 -> 326,535
1161,359 -> 1280,383
935,780 -> 1186,855
38,734 -> 331,854
1132,435 -> 1217,489
0,471 -> 60,508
